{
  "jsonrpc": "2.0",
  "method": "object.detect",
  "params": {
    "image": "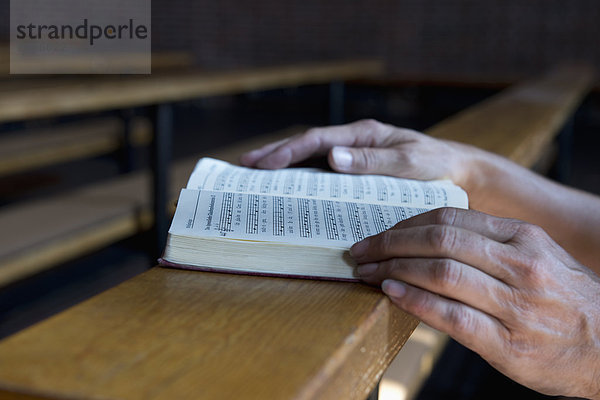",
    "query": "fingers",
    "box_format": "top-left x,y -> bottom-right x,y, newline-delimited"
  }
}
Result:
240,119 -> 417,170
328,146 -> 411,176
382,279 -> 506,359
358,258 -> 510,318
390,208 -> 520,243
351,213 -> 518,283
239,137 -> 293,167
